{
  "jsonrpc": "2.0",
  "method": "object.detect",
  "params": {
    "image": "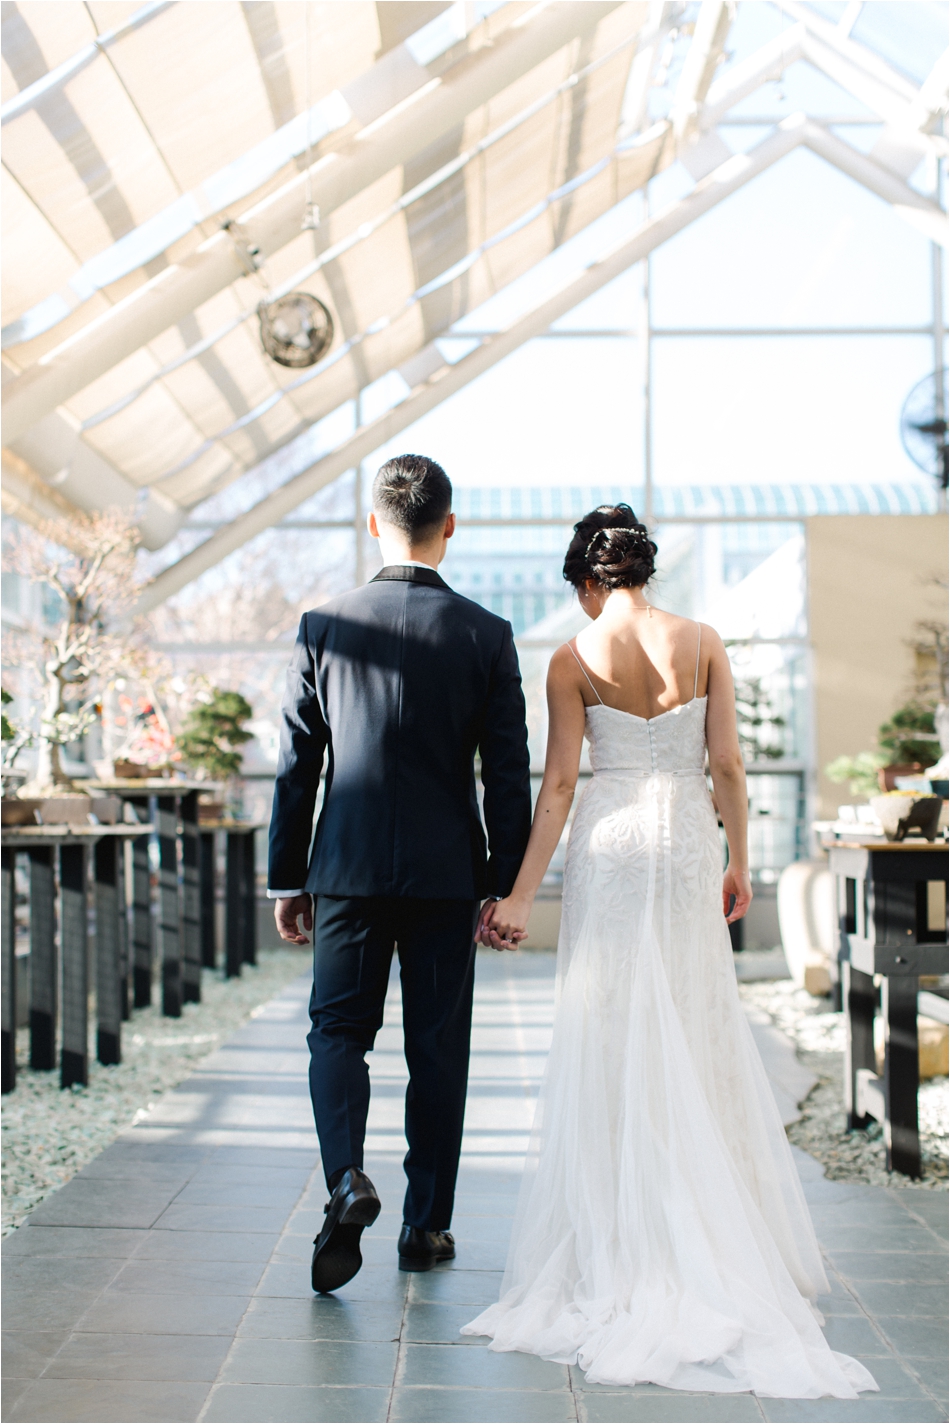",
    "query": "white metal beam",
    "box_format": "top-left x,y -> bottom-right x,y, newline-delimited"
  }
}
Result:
136,116 -> 815,612
671,0 -> 733,143
1,1 -> 624,446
